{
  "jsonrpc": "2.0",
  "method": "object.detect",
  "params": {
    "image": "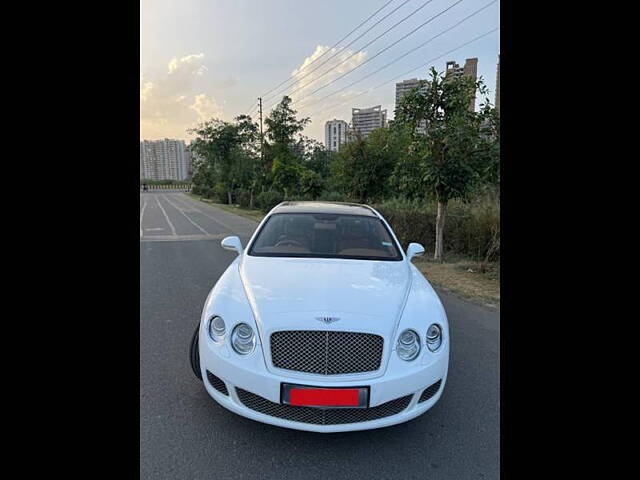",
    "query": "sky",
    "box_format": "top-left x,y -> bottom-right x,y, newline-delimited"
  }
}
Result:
140,0 -> 500,143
